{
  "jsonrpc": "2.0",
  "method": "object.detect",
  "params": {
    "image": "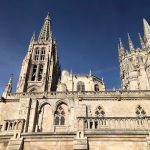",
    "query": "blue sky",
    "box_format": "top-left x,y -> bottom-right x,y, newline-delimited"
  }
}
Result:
0,0 -> 150,94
